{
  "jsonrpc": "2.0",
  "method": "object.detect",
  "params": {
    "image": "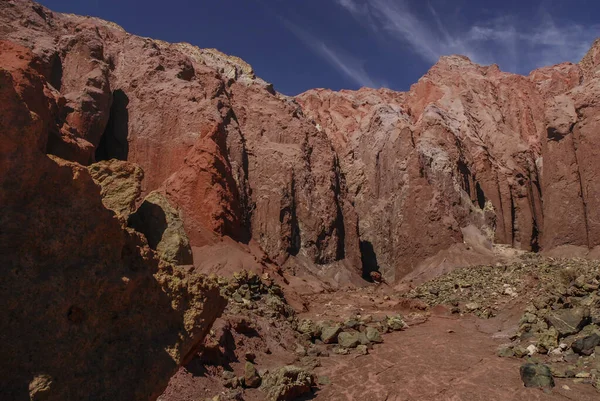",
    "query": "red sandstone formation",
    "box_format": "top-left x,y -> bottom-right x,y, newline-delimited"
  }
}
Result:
1,1 -> 600,284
